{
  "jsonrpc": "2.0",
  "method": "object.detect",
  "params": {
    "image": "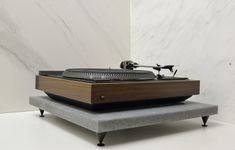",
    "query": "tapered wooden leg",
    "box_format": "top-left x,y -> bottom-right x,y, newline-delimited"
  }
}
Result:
39,109 -> 45,117
97,132 -> 107,146
202,116 -> 209,127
